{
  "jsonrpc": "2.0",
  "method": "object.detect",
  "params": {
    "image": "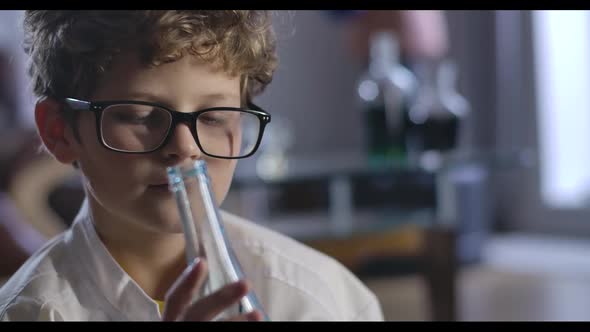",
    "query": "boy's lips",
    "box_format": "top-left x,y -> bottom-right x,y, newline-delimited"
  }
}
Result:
147,178 -> 171,192
148,183 -> 171,193
149,178 -> 170,186
148,174 -> 198,190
